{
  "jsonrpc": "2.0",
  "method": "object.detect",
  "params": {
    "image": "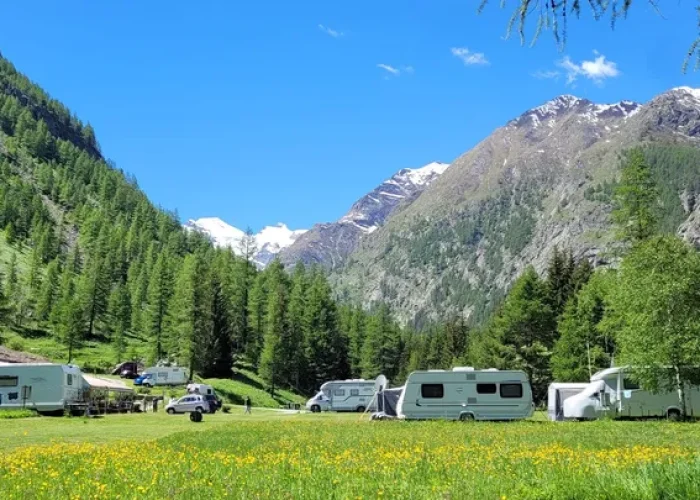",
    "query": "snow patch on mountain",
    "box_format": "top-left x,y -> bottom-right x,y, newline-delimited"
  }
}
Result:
184,218 -> 306,267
